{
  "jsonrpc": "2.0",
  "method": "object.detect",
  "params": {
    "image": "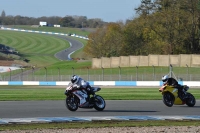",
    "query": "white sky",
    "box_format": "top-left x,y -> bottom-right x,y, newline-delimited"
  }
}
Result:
0,0 -> 141,22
